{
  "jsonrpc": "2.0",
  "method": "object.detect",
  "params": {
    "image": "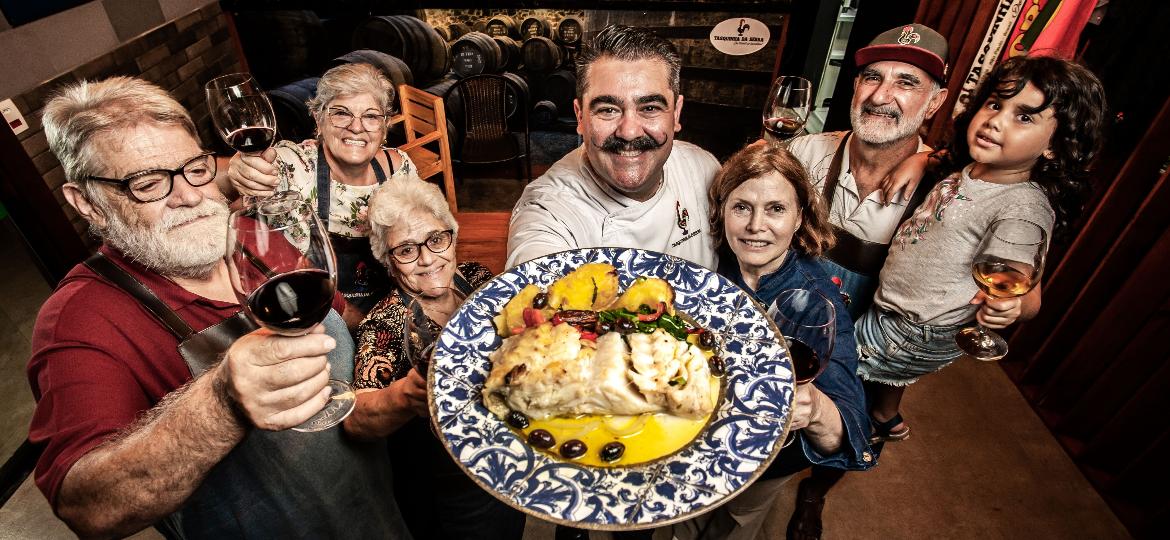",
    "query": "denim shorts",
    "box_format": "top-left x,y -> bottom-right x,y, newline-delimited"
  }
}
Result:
855,308 -> 965,386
